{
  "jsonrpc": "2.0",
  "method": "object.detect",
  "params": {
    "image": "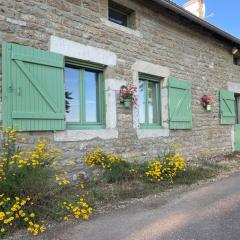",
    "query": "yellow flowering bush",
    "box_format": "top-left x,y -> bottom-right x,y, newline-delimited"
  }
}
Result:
84,147 -> 121,170
144,147 -> 186,183
0,129 -> 93,237
0,129 -> 185,237
85,147 -> 186,183
62,196 -> 92,222
161,147 -> 186,183
85,148 -> 137,183
55,173 -> 70,186
0,194 -> 45,236
0,129 -> 60,197
145,161 -> 164,182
